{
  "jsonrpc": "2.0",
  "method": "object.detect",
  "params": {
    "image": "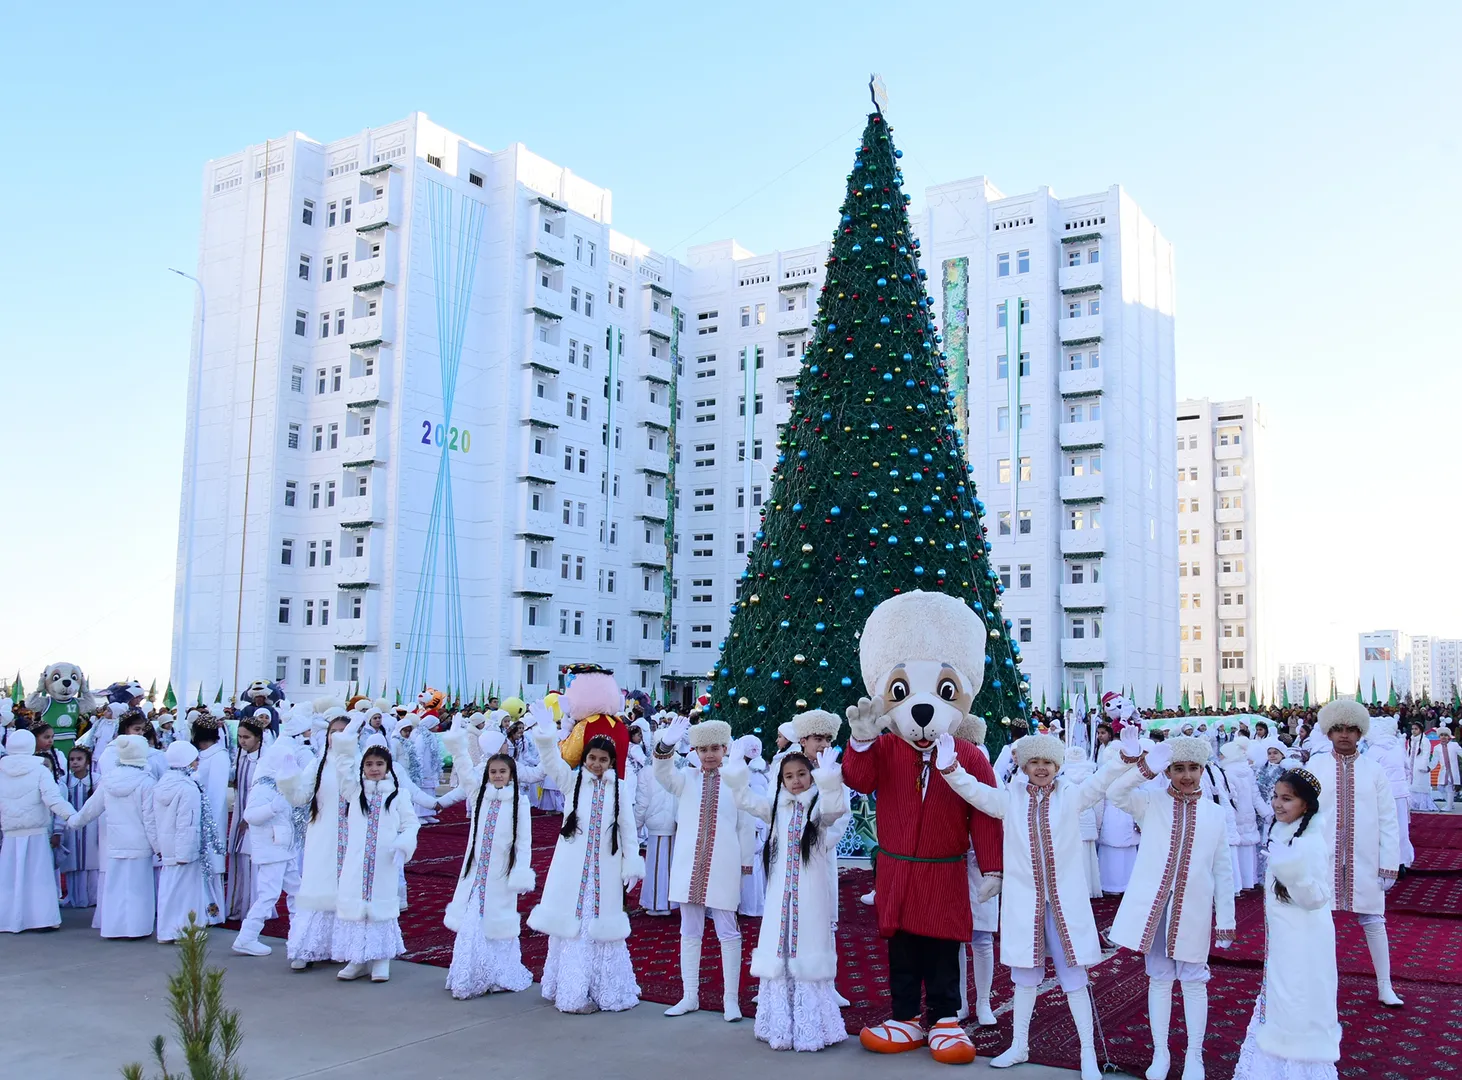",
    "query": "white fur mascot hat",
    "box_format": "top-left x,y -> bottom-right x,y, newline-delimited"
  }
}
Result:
1013,733 -> 1064,769
1317,699 -> 1370,737
688,719 -> 733,749
792,709 -> 842,741
858,590 -> 985,697
1168,735 -> 1213,766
